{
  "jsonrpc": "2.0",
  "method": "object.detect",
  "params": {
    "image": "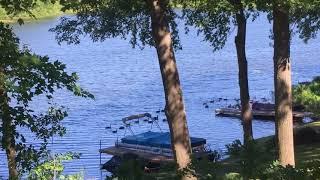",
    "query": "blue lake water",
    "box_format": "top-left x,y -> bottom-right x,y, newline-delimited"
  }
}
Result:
1,15 -> 320,178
